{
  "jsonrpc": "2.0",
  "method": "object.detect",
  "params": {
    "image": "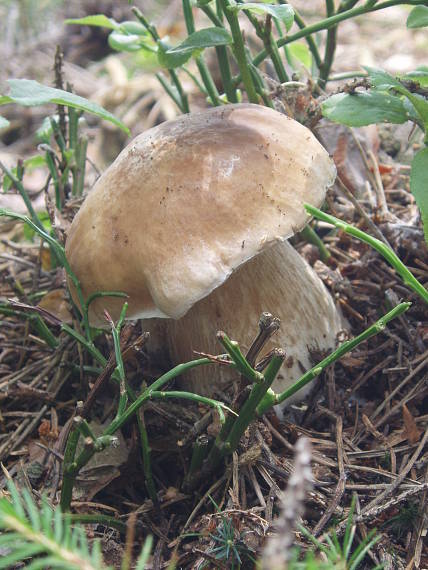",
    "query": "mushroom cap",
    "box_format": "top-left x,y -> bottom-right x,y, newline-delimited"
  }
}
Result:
149,240 -> 343,399
66,104 -> 336,326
